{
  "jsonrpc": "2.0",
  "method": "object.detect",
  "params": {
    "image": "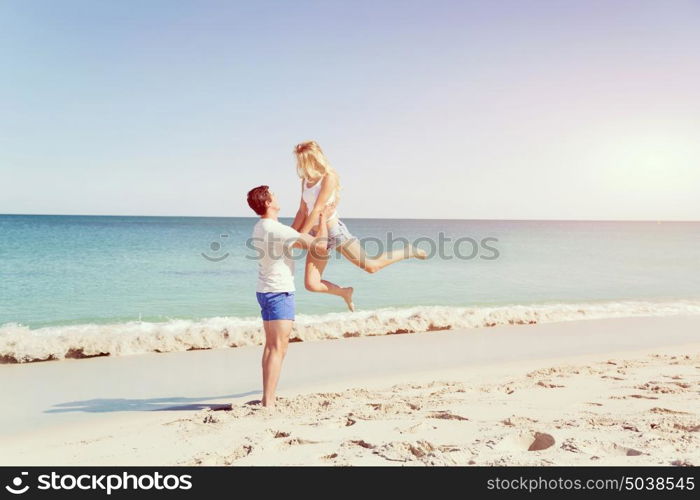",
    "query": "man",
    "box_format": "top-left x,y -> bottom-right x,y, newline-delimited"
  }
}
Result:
246,185 -> 332,408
